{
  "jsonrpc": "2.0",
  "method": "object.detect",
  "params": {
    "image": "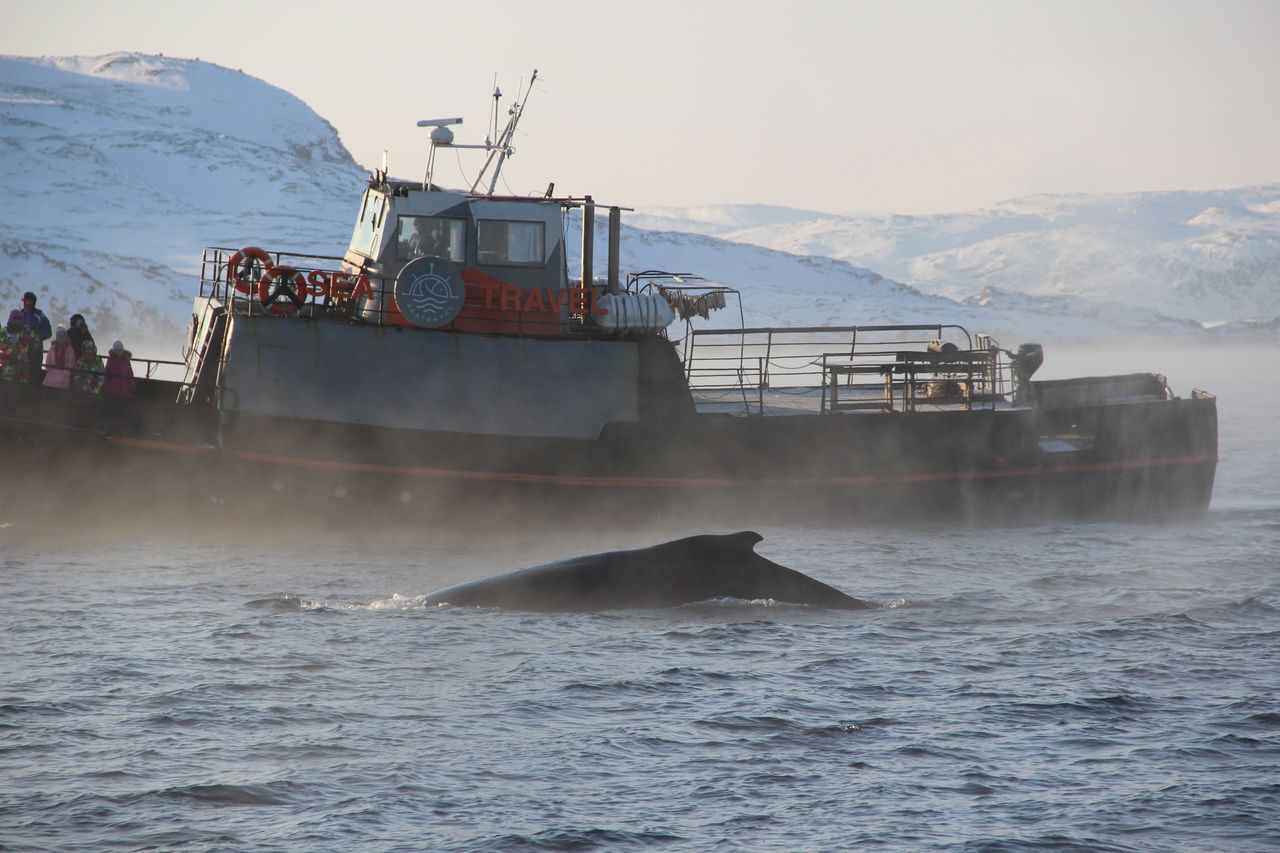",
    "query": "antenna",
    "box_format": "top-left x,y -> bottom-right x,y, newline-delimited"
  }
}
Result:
471,69 -> 537,196
489,75 -> 501,145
